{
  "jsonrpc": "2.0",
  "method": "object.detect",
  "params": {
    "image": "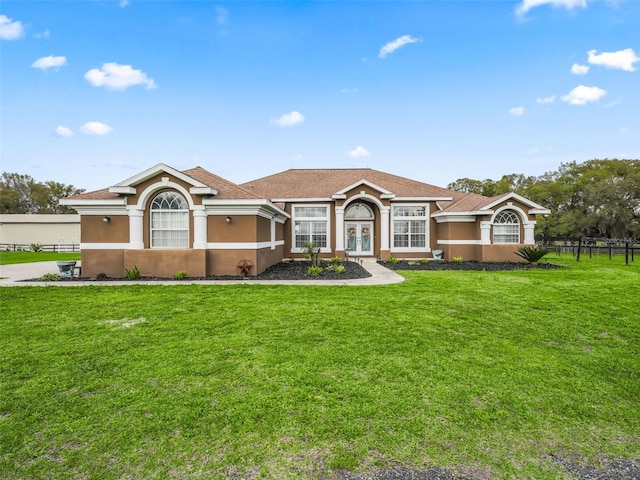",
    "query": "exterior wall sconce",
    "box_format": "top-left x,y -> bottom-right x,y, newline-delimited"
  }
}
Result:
103,216 -> 111,223
226,216 -> 232,223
